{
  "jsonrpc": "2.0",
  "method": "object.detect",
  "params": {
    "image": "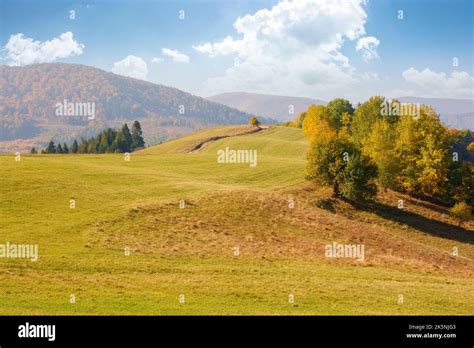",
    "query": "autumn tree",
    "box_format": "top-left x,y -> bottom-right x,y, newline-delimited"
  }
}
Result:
295,111 -> 306,128
350,96 -> 385,147
325,98 -> 354,129
394,106 -> 450,199
363,118 -> 400,190
249,116 -> 261,127
449,202 -> 472,227
302,105 -> 336,143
